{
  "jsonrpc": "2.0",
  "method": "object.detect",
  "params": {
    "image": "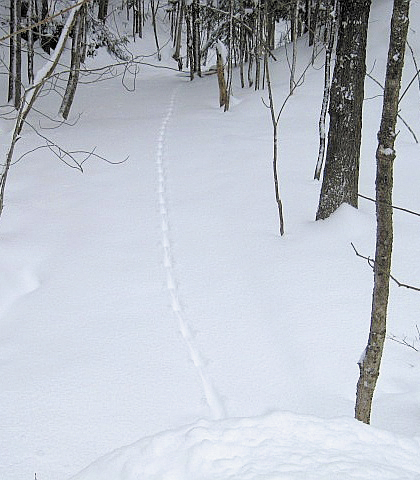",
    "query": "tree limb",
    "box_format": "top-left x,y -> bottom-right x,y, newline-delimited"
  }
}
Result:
358,193 -> 420,218
351,242 -> 420,293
